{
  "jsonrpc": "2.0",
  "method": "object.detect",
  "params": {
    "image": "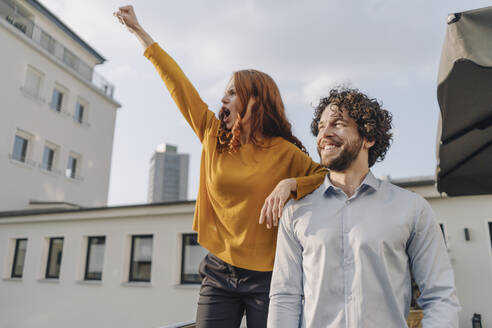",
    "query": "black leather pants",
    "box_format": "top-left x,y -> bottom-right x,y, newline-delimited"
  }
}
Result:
196,253 -> 272,328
